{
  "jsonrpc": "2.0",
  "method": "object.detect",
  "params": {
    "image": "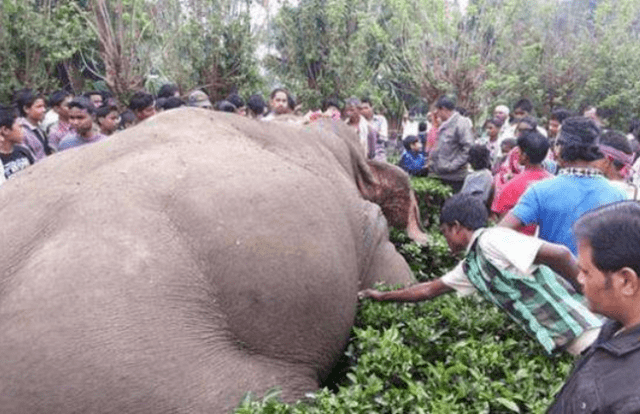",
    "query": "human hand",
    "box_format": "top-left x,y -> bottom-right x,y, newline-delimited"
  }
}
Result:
357,289 -> 383,301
